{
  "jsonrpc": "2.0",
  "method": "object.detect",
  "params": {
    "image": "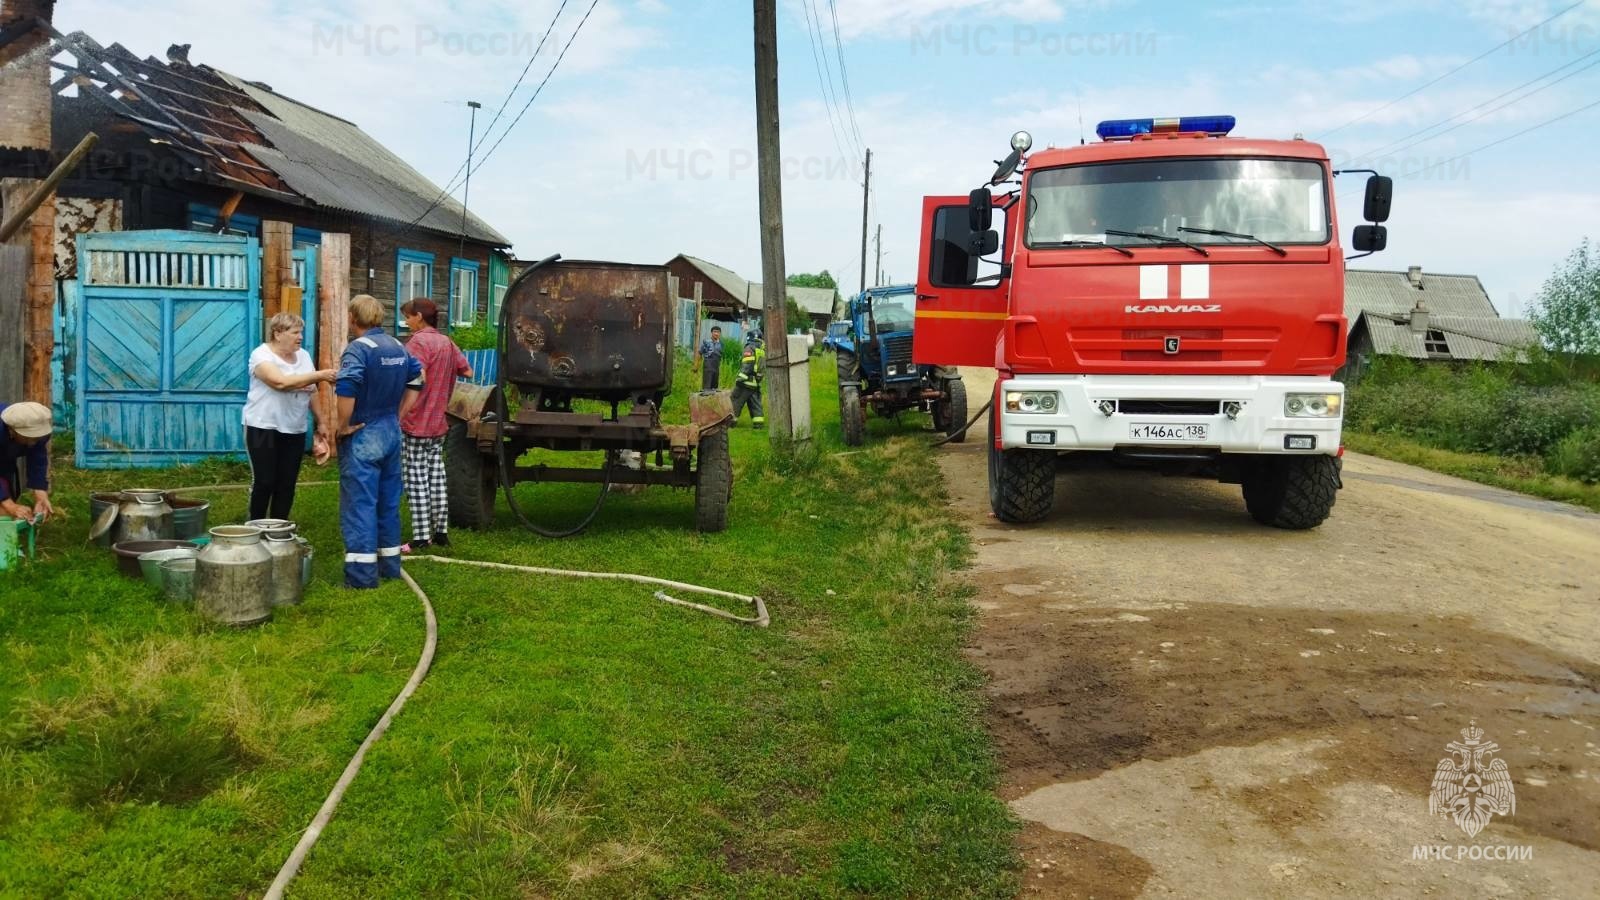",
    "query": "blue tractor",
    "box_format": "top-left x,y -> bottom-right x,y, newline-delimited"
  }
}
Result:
825,284 -> 969,446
